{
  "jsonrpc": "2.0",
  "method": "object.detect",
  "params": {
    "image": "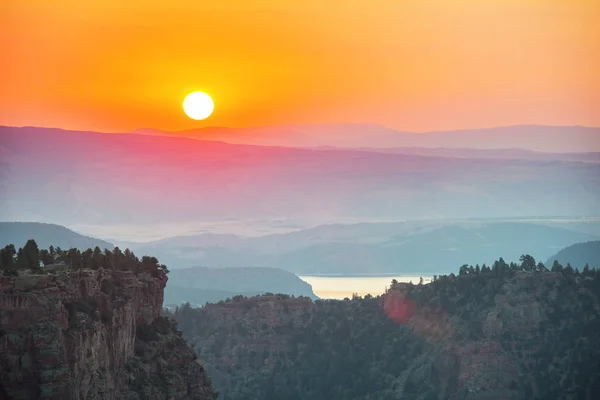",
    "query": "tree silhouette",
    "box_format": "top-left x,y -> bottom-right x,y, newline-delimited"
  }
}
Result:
0,244 -> 17,276
519,254 -> 536,271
